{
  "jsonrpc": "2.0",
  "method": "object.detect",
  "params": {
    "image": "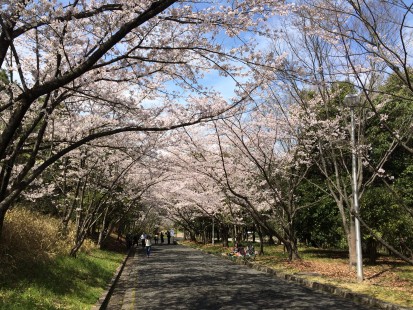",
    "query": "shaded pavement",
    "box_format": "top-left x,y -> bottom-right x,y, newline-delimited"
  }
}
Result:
104,244 -> 376,310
